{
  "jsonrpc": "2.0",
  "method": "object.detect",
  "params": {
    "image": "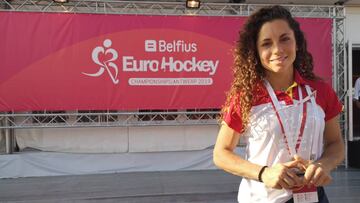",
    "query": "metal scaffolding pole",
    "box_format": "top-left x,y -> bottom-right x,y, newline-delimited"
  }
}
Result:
4,118 -> 14,154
